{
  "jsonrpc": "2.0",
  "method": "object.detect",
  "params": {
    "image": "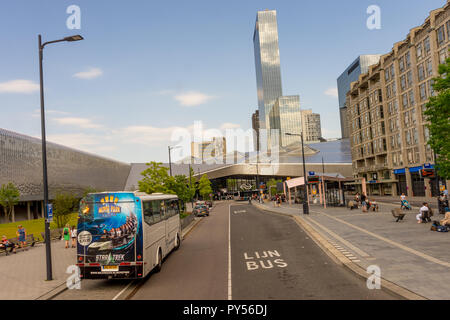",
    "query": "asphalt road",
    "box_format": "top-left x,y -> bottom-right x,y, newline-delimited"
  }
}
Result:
131,202 -> 228,300
230,203 -> 397,299
129,201 -> 397,300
